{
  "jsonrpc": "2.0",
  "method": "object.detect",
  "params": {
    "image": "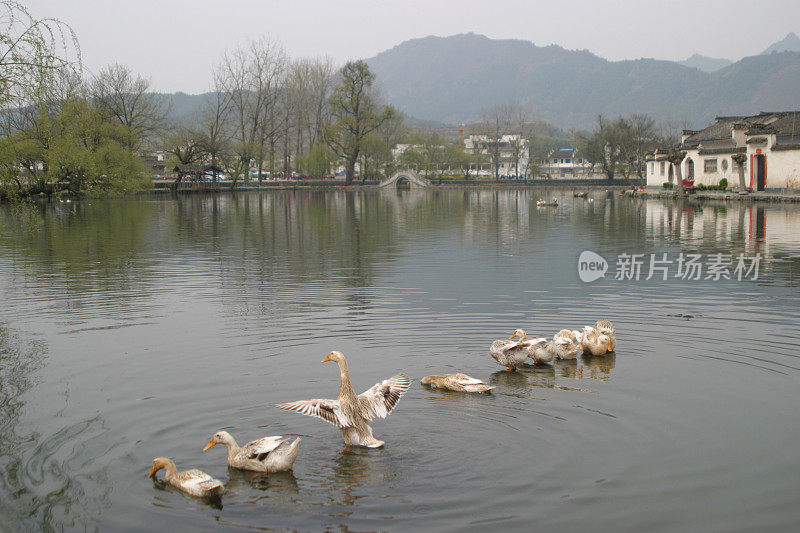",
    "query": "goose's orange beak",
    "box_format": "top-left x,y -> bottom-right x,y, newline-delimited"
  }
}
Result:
507,334 -> 516,340
321,354 -> 332,363
606,343 -> 613,352
147,466 -> 157,478
203,440 -> 216,452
